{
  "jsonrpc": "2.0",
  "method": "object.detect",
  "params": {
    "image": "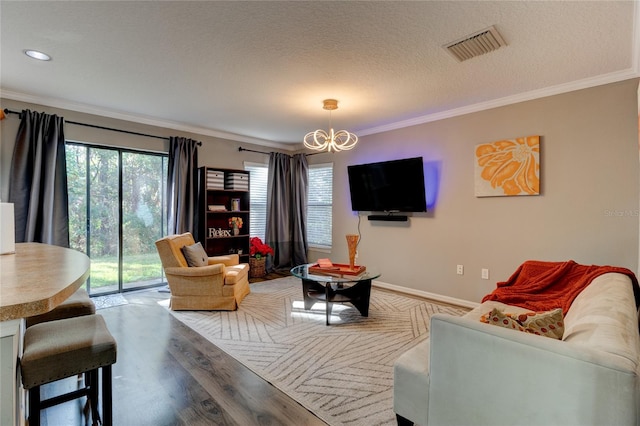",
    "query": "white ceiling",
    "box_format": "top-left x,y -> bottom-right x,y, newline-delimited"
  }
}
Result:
1,1 -> 639,150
